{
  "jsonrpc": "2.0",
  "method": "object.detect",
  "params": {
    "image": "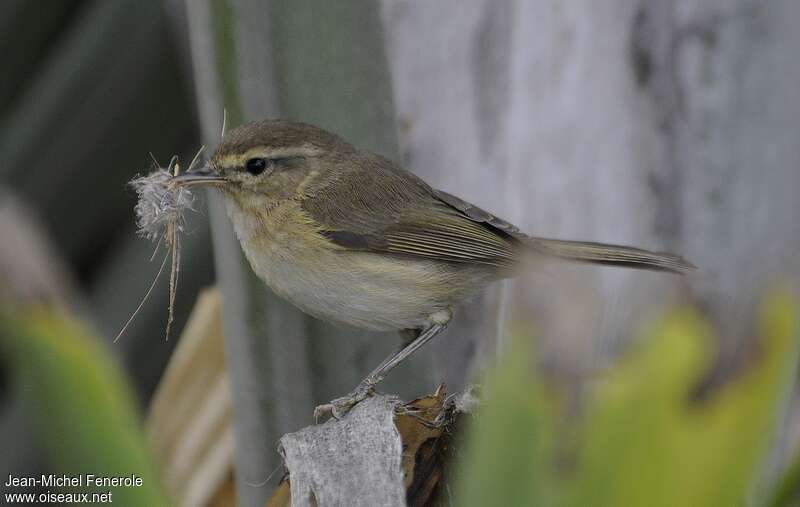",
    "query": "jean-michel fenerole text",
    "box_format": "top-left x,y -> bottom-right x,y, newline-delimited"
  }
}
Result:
4,473 -> 143,488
